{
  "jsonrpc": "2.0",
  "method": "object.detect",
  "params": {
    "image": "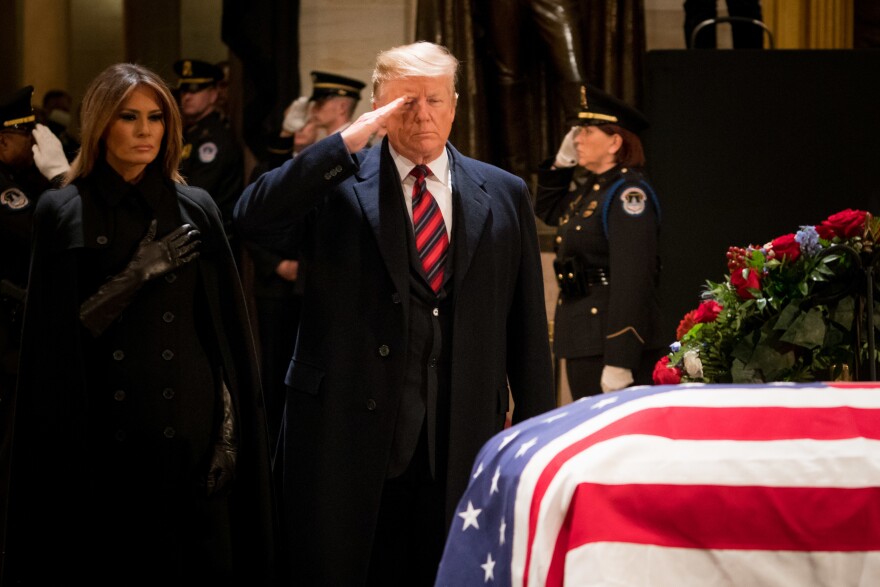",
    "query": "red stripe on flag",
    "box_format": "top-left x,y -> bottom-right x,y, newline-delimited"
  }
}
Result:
545,484 -> 880,586
524,406 -> 880,586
